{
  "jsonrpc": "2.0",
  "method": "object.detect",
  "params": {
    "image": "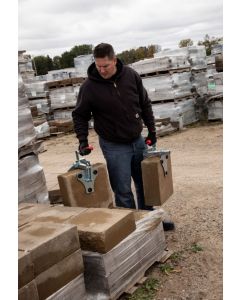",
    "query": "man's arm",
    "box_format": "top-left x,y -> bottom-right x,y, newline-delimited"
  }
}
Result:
72,84 -> 92,143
